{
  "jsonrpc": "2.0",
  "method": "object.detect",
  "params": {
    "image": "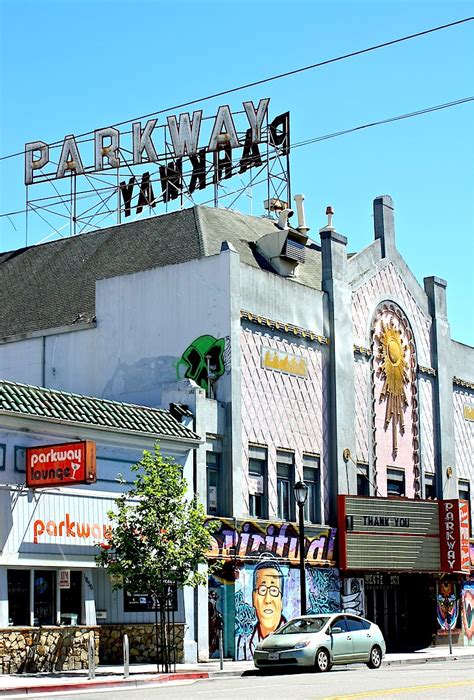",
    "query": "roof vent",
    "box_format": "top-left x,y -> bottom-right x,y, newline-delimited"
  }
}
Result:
277,208 -> 294,230
293,194 -> 310,233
